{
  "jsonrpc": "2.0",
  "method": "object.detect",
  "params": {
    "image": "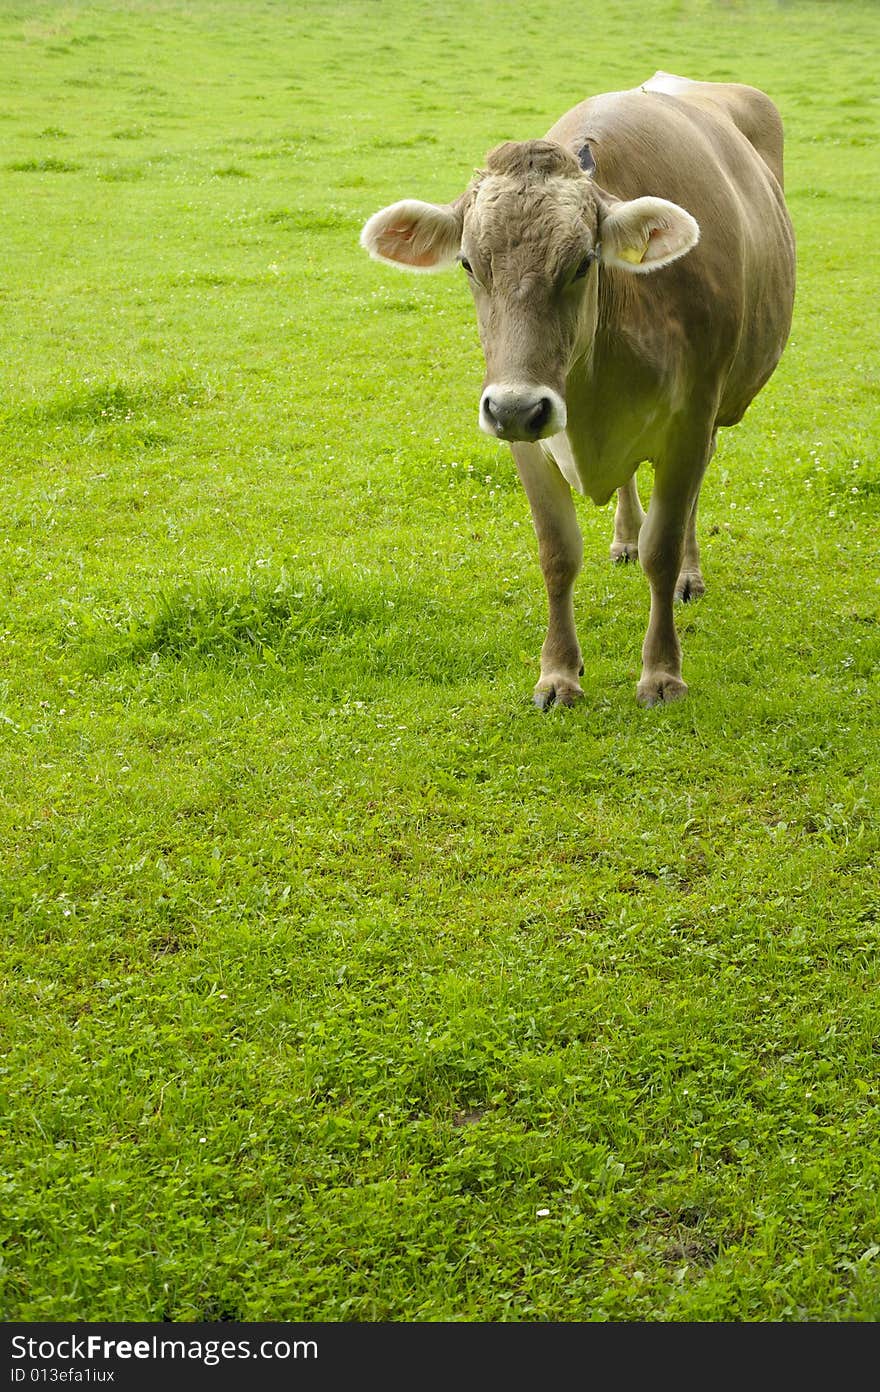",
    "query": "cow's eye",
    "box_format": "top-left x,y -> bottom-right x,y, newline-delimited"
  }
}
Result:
459,256 -> 473,274
573,253 -> 595,280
